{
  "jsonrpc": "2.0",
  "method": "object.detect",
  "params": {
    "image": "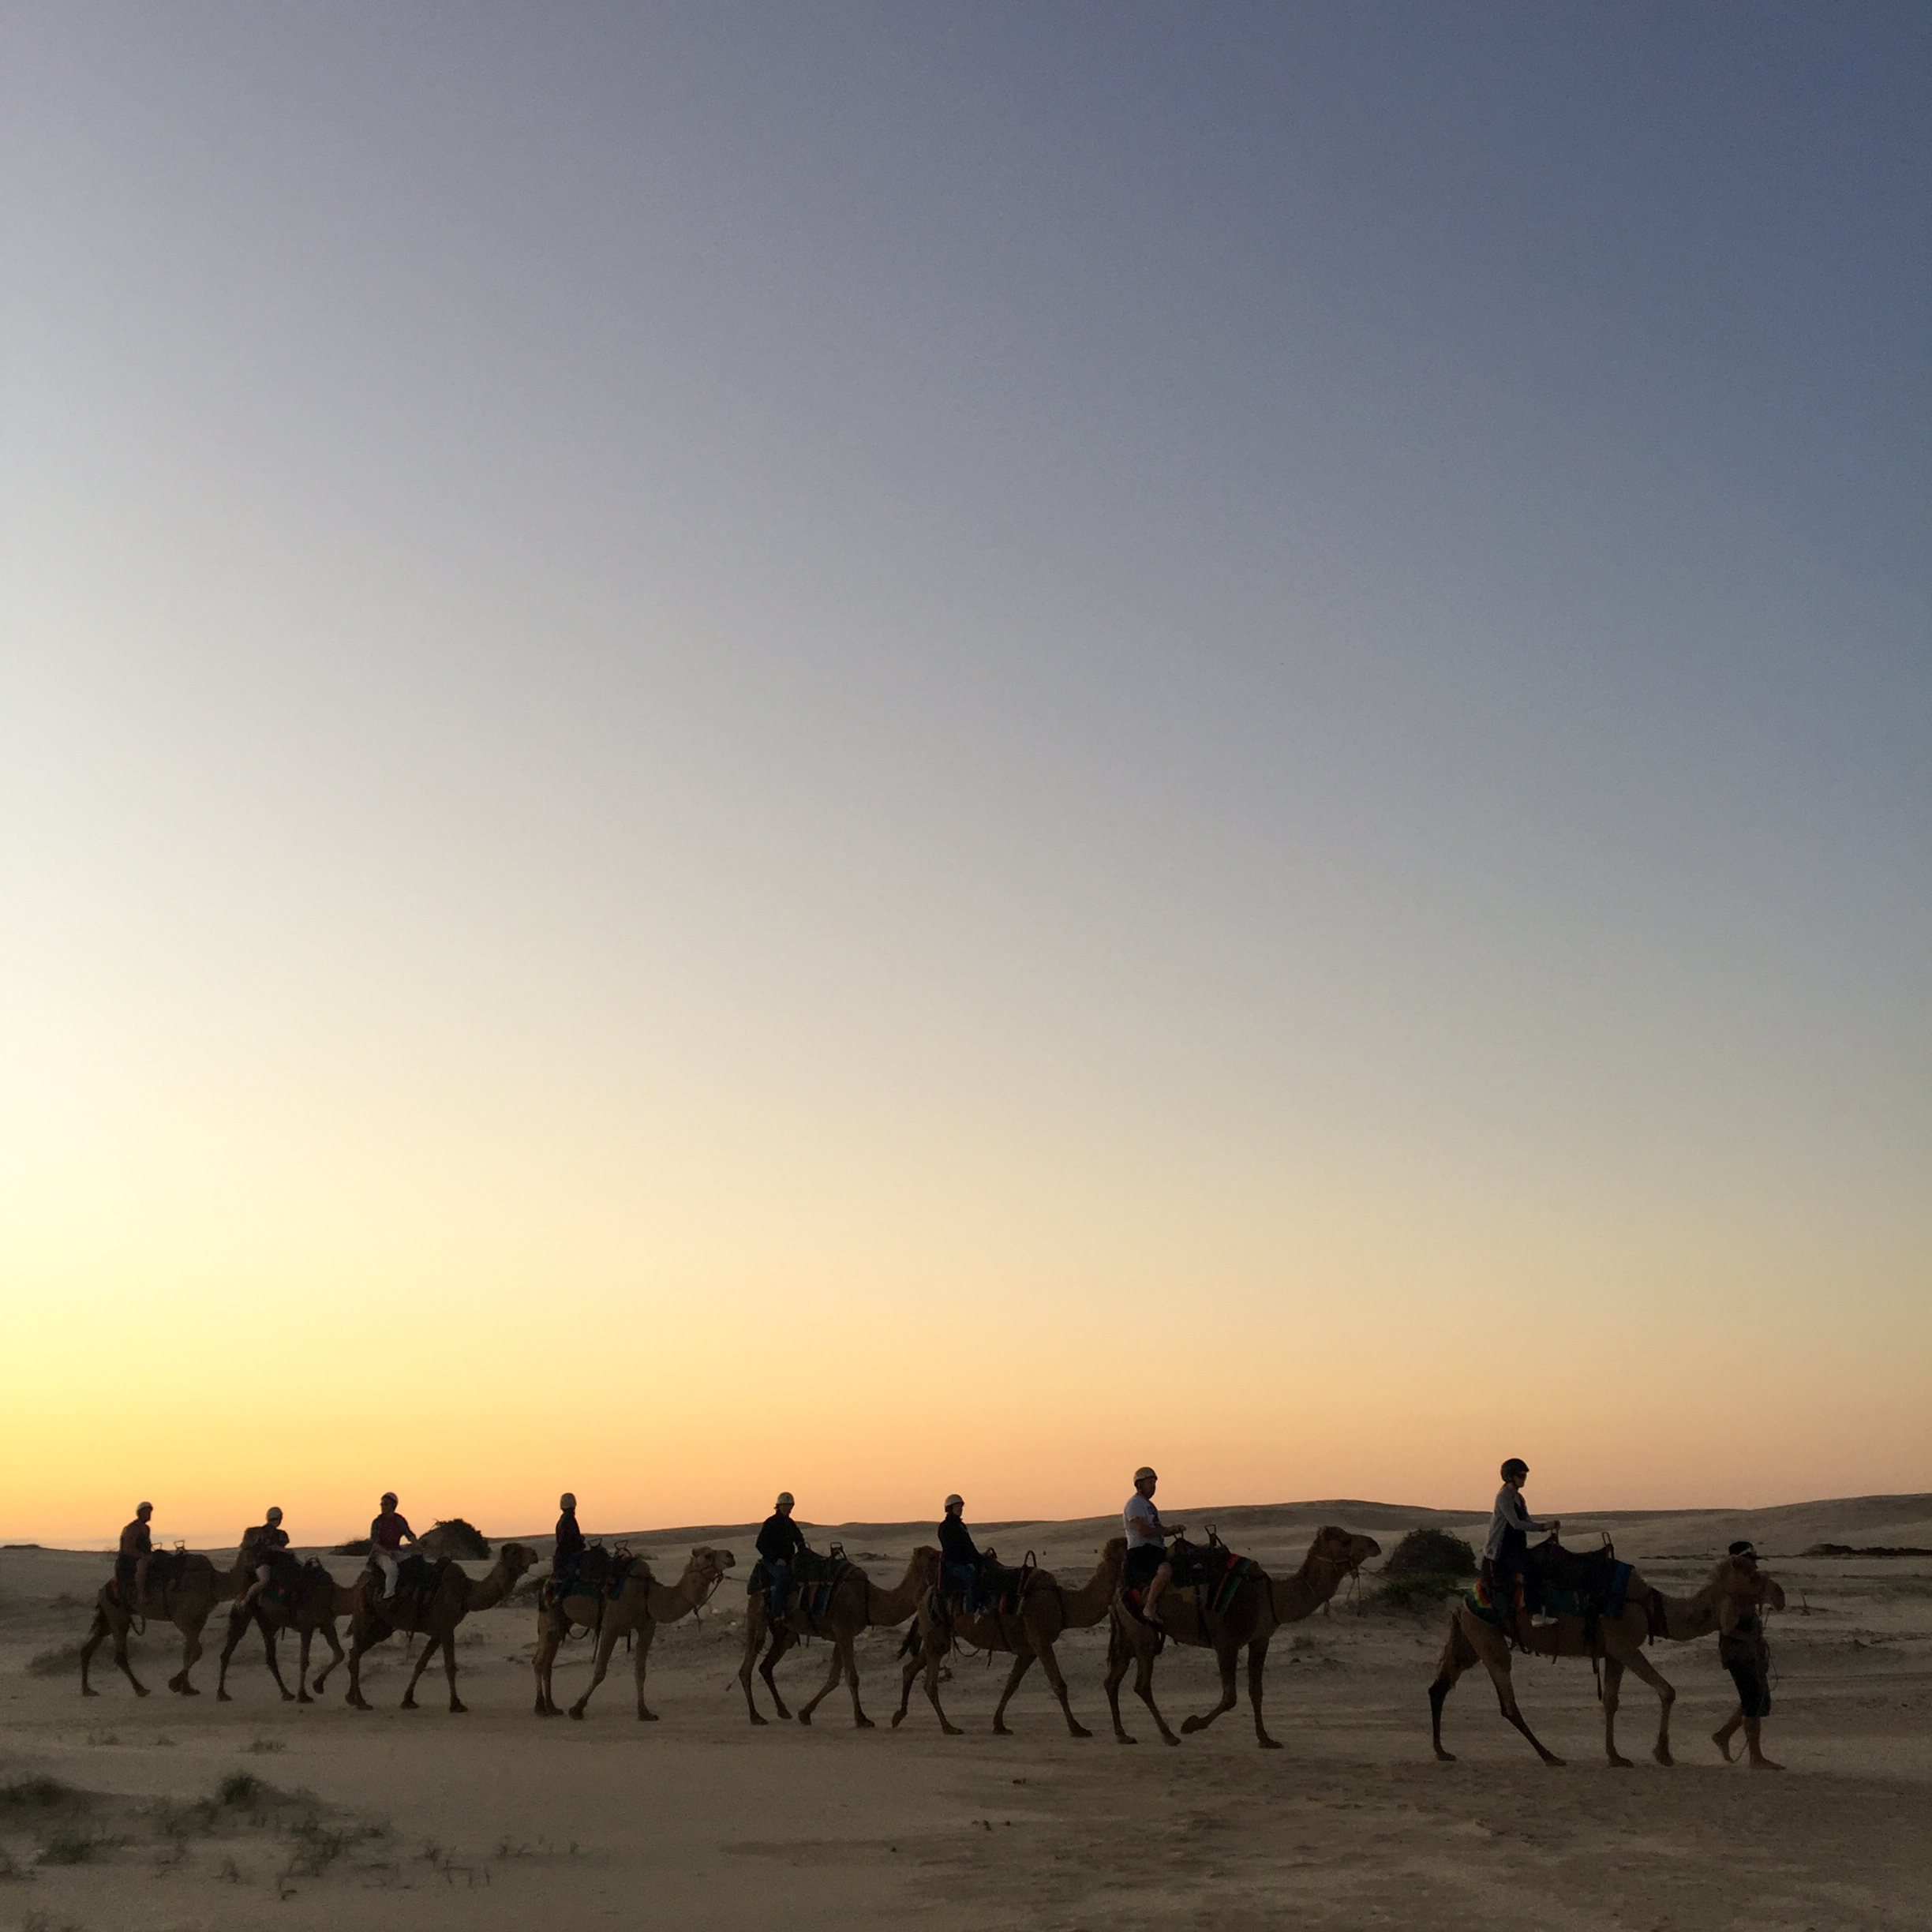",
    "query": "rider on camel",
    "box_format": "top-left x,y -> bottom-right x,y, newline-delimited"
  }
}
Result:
1124,1467 -> 1184,1624
1485,1458 -> 1559,1643
757,1492 -> 811,1624
117,1502 -> 154,1610
938,1494 -> 985,1612
234,1507 -> 290,1616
